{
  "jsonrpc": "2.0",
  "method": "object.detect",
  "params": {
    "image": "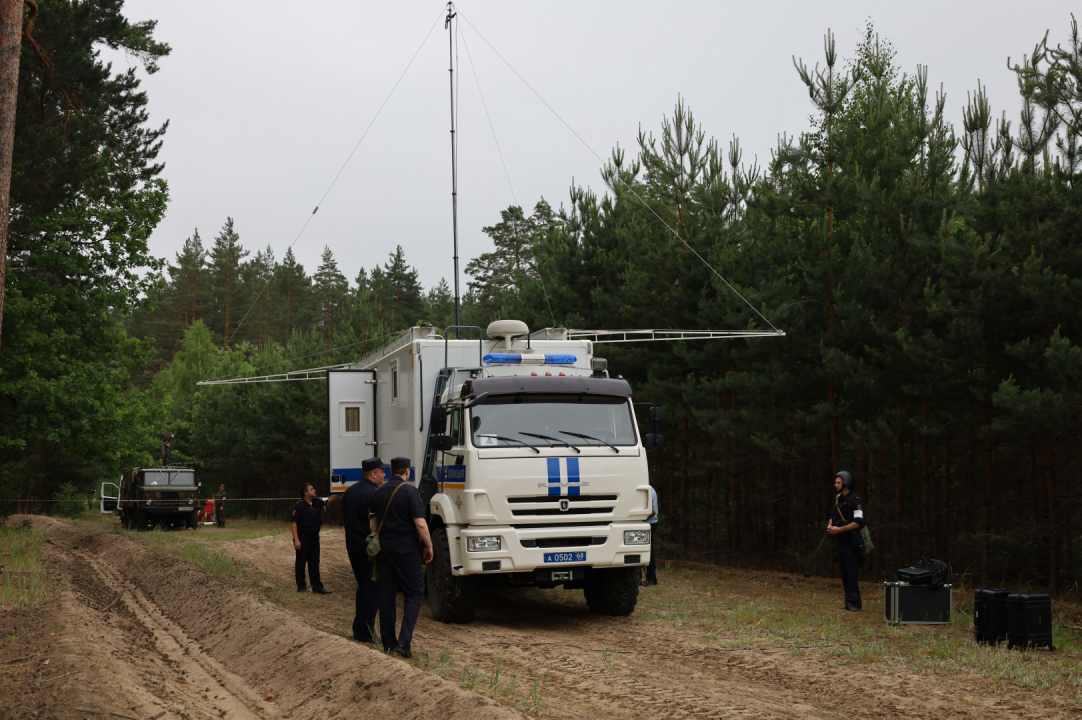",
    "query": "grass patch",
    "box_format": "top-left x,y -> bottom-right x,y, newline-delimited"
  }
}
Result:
0,520 -> 56,609
633,561 -> 1082,701
412,648 -> 550,715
